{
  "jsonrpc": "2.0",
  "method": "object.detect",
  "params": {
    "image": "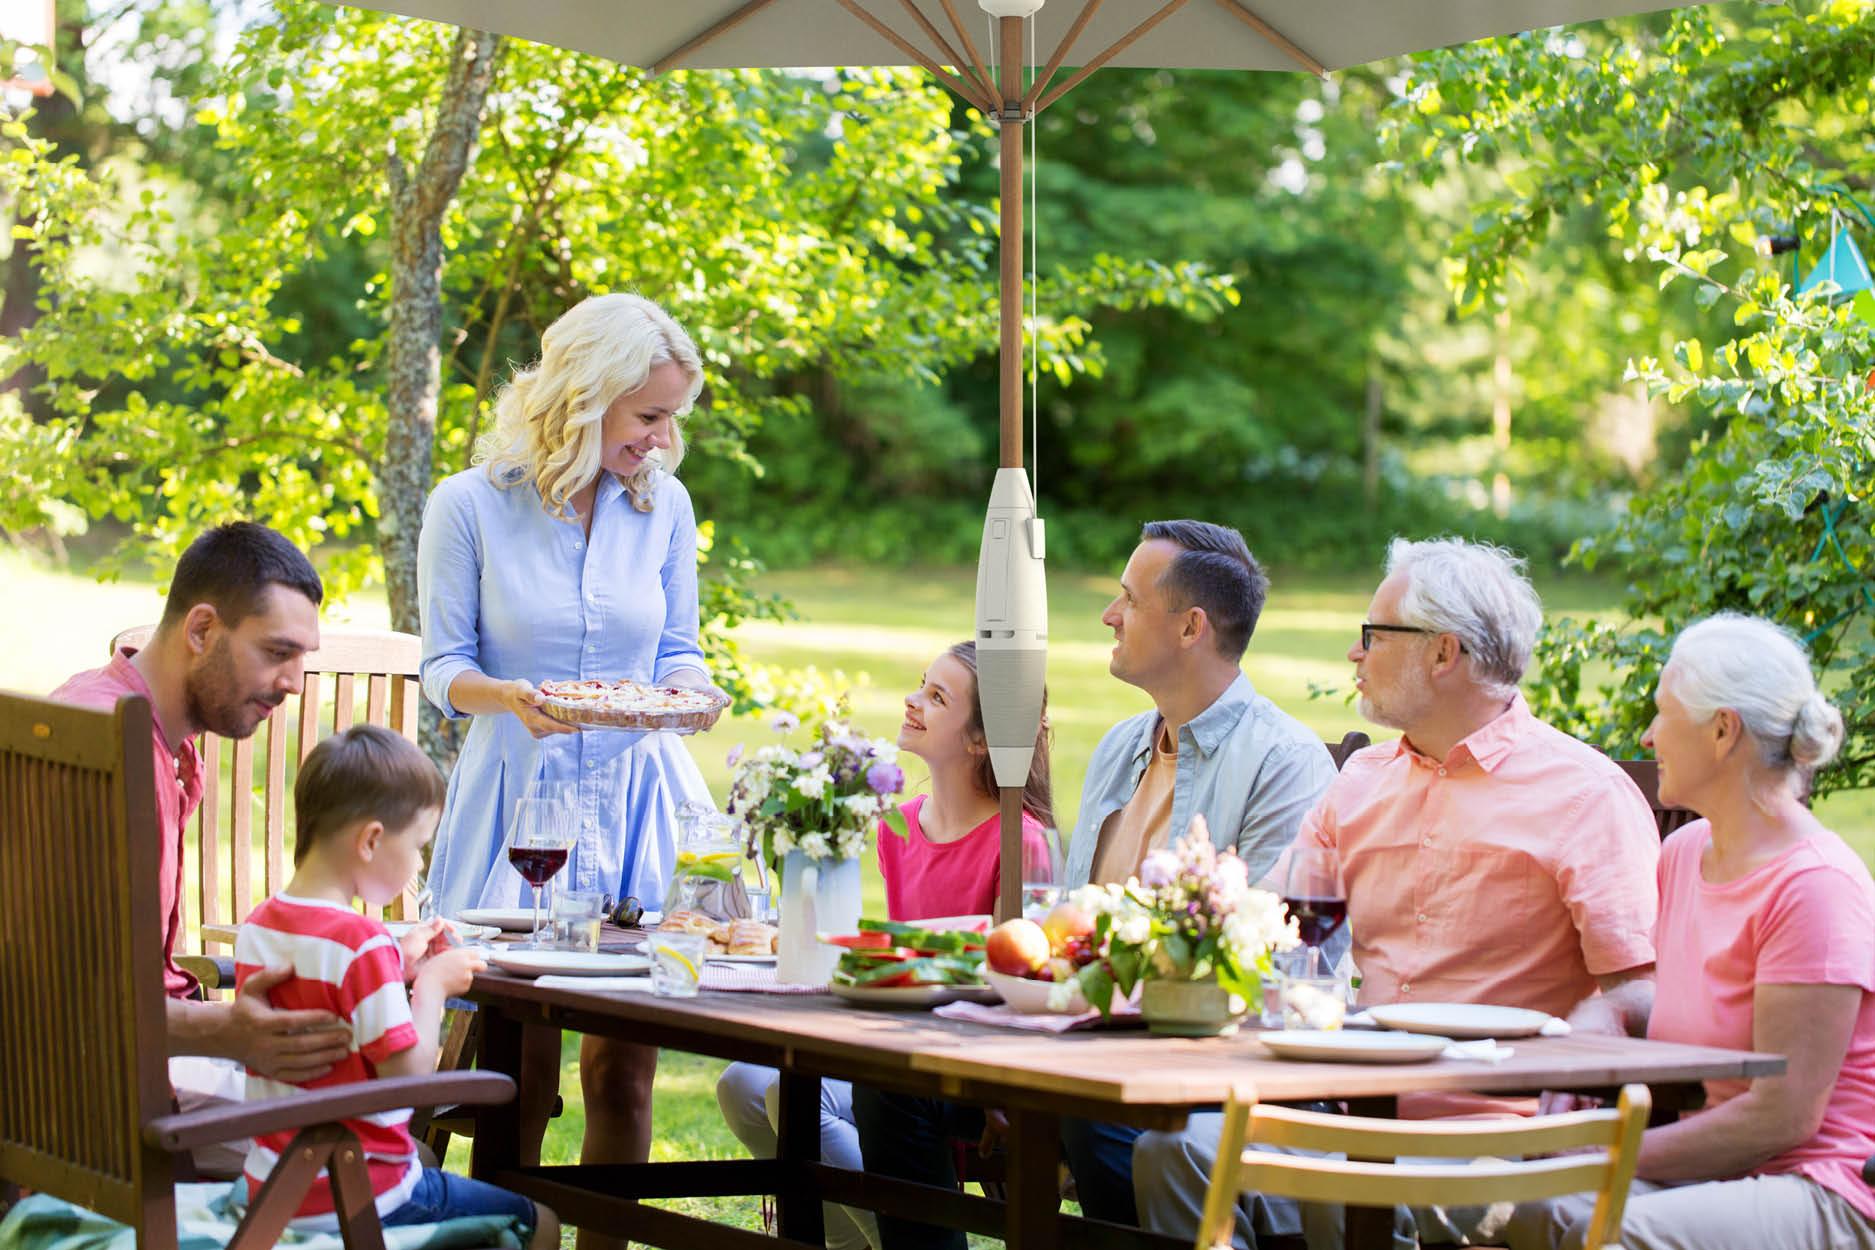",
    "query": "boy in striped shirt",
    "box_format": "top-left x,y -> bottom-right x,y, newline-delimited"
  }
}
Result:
234,724 -> 558,1247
